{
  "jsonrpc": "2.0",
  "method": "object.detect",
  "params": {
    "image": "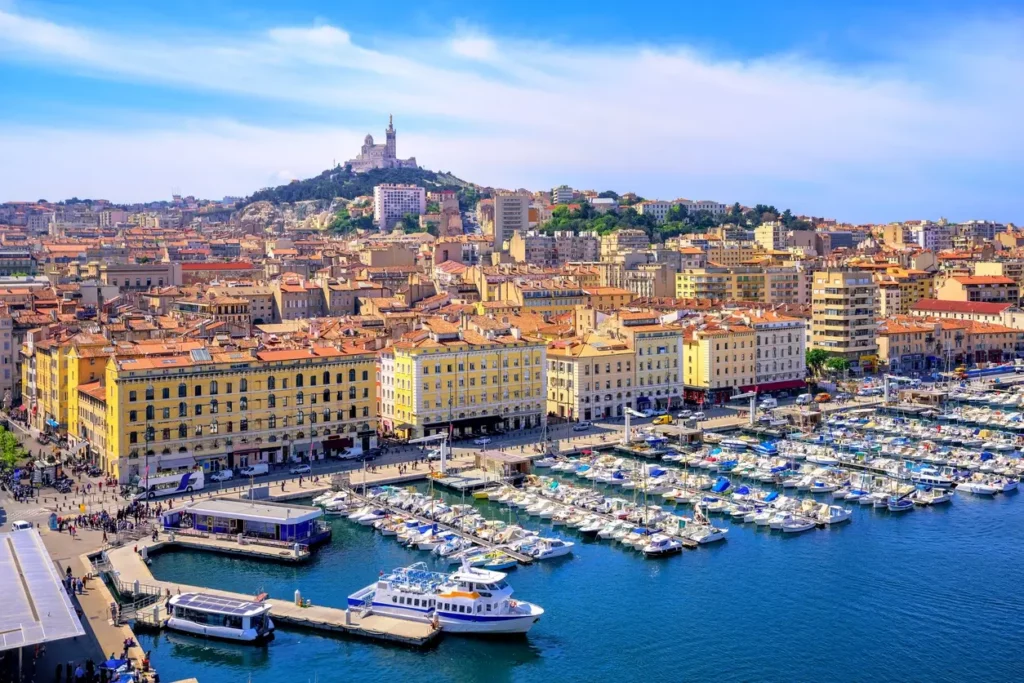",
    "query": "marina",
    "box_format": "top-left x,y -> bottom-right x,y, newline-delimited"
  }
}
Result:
127,387 -> 1024,682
